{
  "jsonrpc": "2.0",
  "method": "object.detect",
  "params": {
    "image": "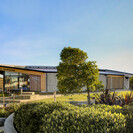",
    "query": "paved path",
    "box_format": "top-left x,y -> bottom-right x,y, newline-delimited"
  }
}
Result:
4,113 -> 17,133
